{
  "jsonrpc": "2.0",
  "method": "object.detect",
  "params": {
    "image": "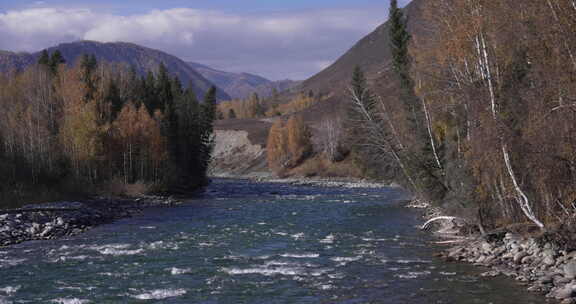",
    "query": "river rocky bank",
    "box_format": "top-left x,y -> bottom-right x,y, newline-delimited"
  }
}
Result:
421,205 -> 576,304
437,232 -> 576,303
0,196 -> 180,247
